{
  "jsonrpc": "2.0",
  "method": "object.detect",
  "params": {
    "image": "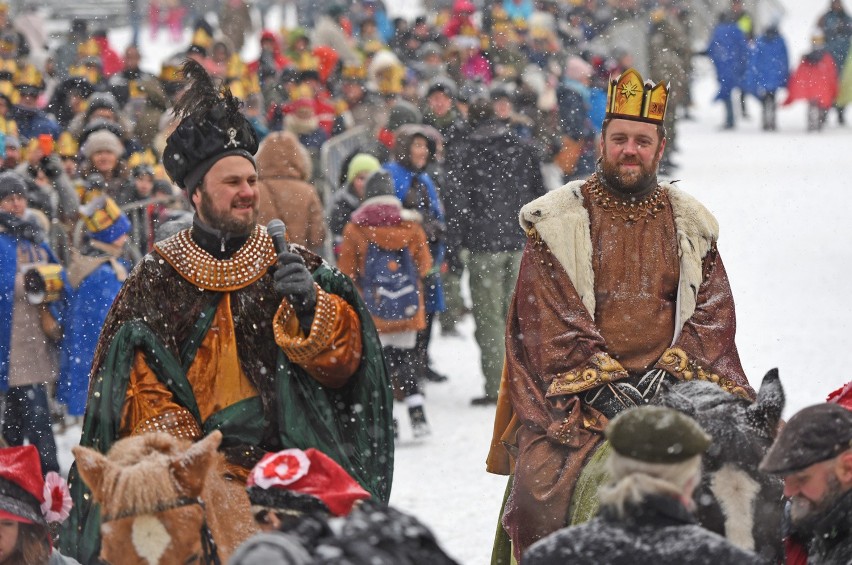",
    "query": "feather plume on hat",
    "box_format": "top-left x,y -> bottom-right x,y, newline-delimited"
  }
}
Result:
163,59 -> 258,194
